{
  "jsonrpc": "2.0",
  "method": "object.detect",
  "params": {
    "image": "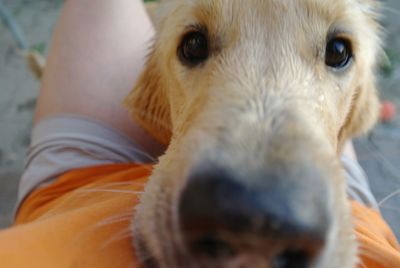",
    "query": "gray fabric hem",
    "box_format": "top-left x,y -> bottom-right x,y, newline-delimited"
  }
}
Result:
342,155 -> 379,209
15,115 -> 155,217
